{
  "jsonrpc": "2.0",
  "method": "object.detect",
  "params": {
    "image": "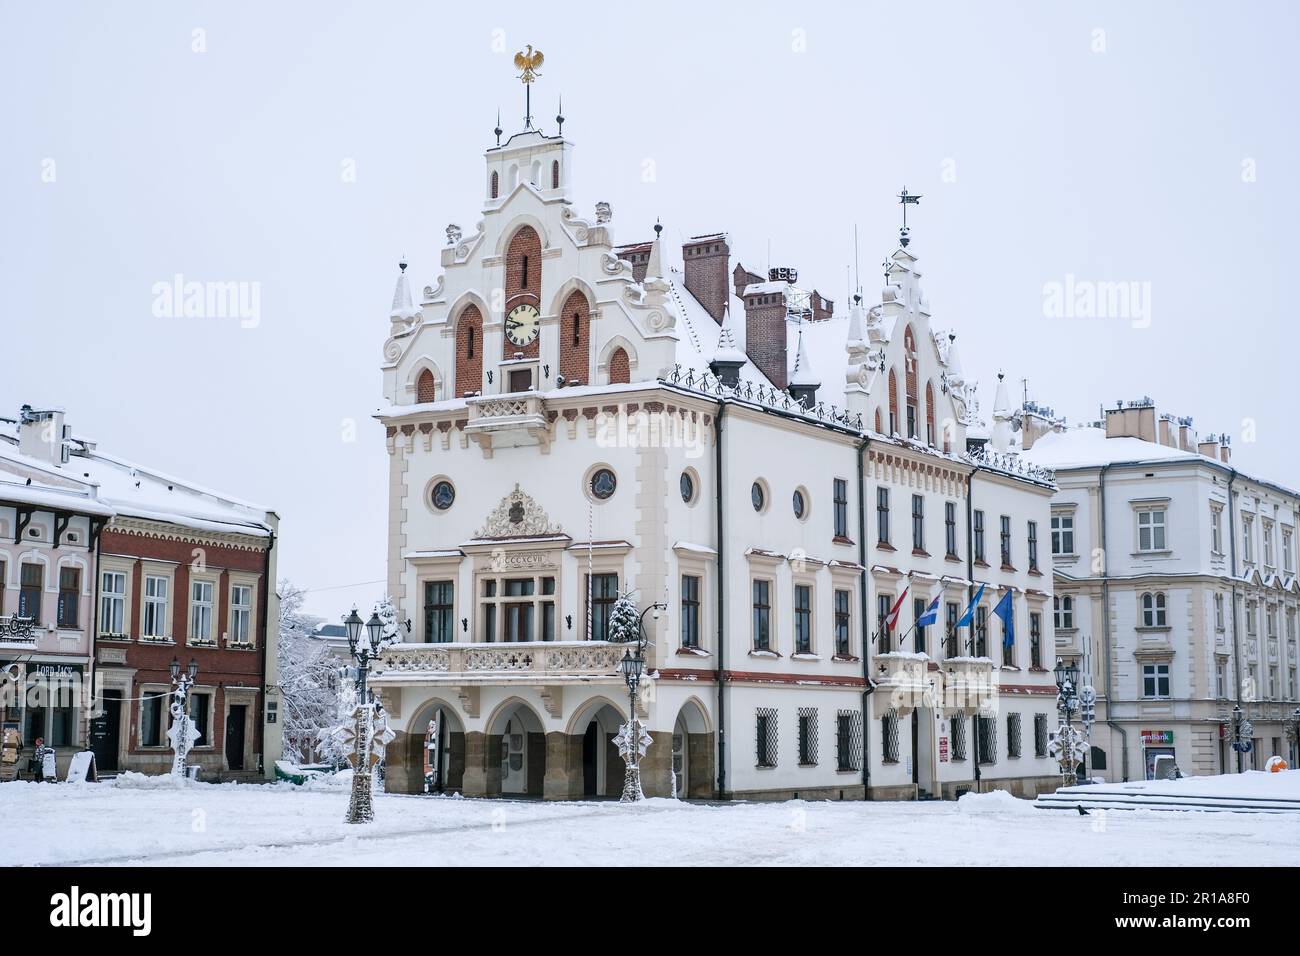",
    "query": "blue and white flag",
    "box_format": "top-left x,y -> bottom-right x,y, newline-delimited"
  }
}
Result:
955,583 -> 986,628
916,593 -> 941,628
993,589 -> 1015,647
